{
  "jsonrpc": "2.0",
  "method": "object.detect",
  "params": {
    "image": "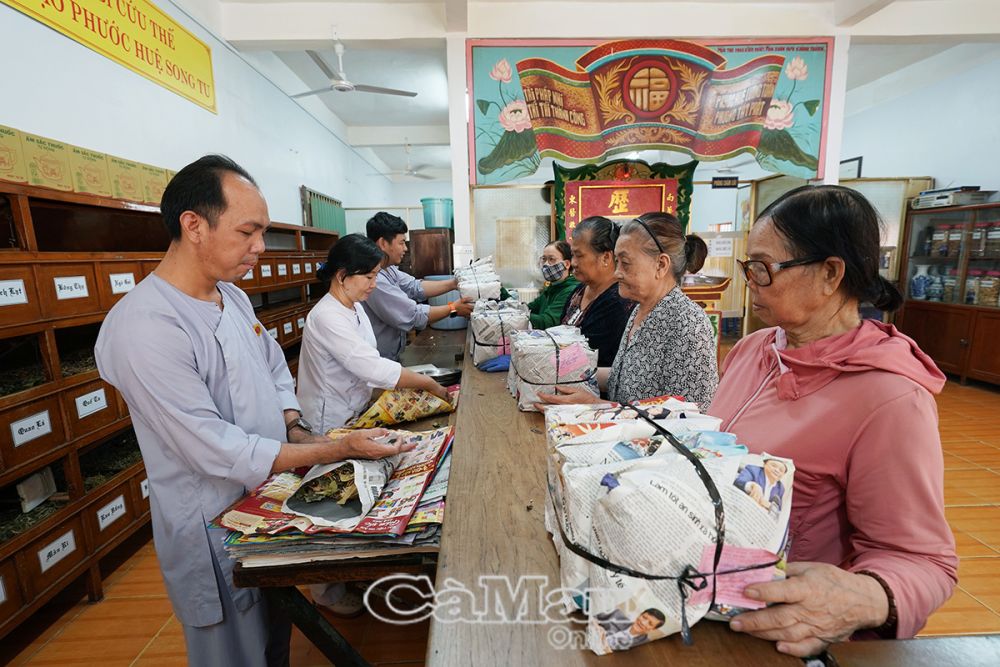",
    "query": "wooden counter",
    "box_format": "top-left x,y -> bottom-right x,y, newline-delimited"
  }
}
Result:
426,350 -> 799,666
829,634 -> 1000,666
